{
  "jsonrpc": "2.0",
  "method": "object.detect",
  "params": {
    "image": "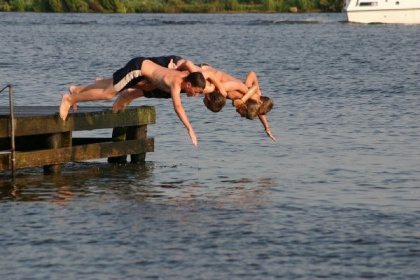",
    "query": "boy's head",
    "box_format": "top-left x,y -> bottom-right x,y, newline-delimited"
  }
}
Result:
203,91 -> 226,112
184,72 -> 206,97
245,99 -> 262,120
258,96 -> 274,115
234,99 -> 261,120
